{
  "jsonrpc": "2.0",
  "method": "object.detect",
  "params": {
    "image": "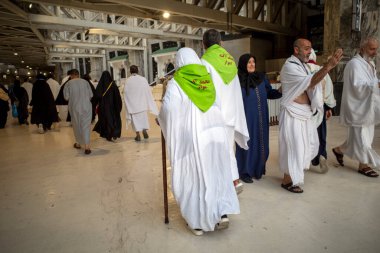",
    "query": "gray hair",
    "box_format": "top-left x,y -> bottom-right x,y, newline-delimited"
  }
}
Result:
360,36 -> 379,49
